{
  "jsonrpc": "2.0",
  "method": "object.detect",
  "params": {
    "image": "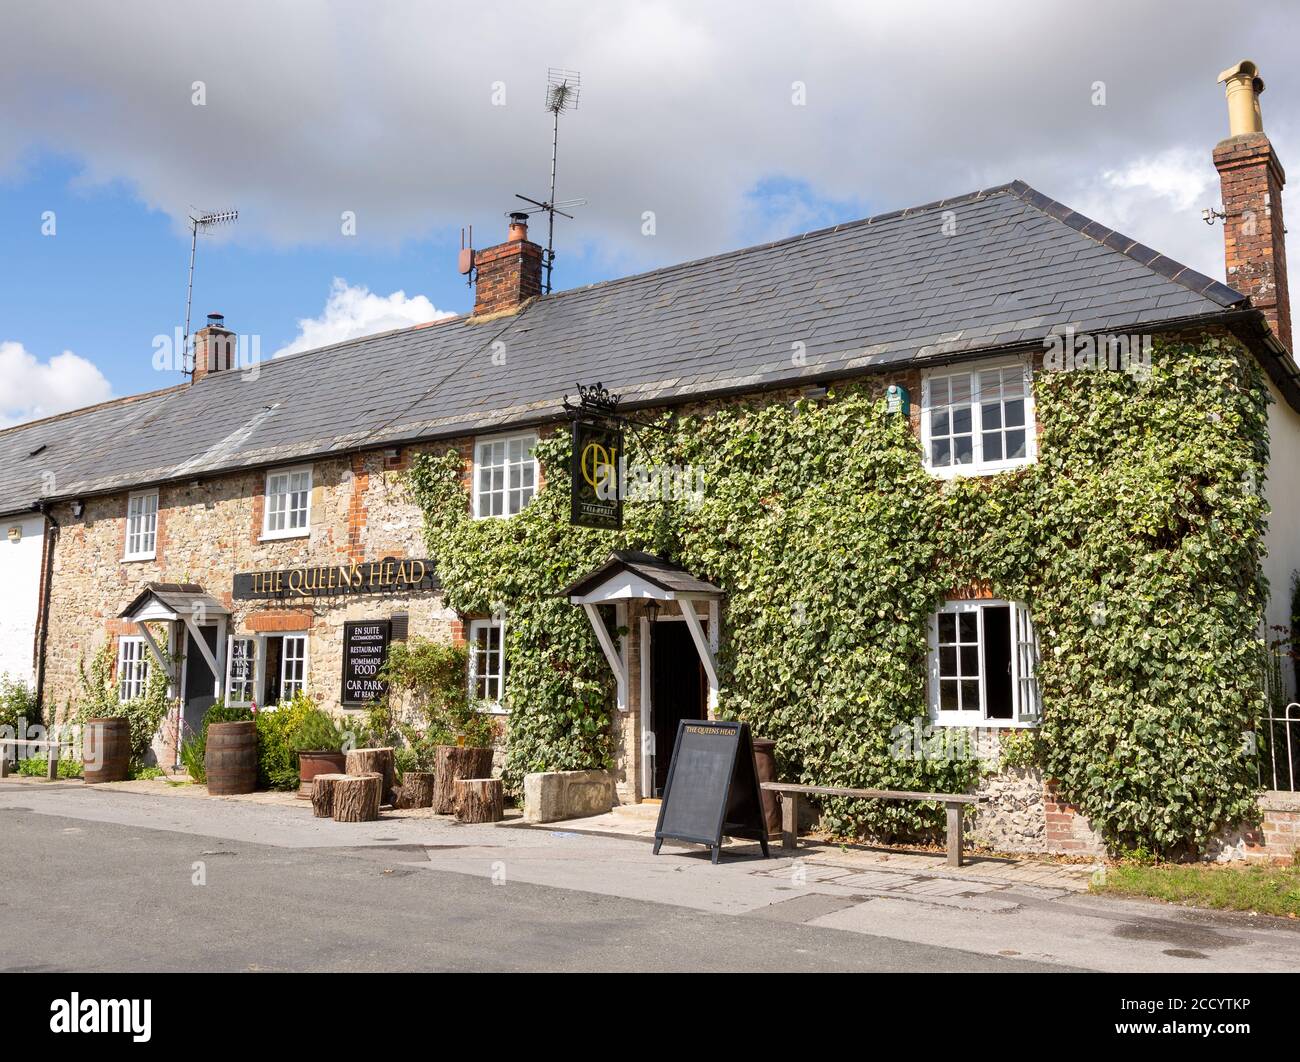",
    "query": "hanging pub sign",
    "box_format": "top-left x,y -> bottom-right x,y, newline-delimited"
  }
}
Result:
570,419 -> 624,530
233,558 -> 439,600
653,720 -> 771,864
342,620 -> 391,706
